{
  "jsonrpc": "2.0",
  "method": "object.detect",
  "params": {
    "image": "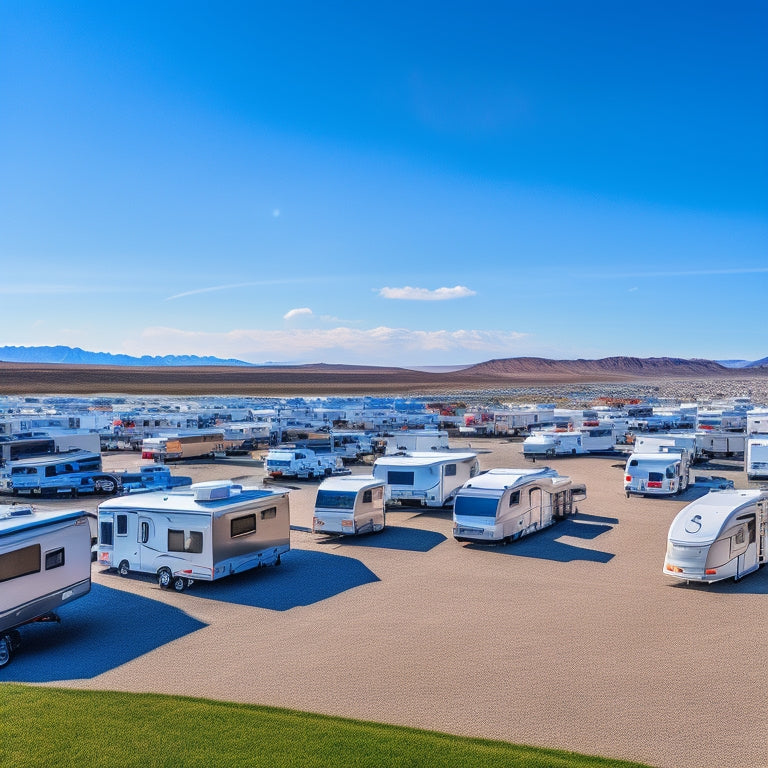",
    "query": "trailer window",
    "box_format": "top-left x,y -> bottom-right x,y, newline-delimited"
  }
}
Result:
454,496 -> 499,518
648,472 -> 664,483
168,529 -> 204,554
45,547 -> 65,570
444,464 -> 457,476
100,520 -> 114,546
508,491 -> 520,506
140,521 -> 150,544
261,507 -> 276,520
231,514 -> 257,537
316,490 -> 356,509
362,490 -> 372,503
116,514 -> 128,536
387,471 -> 414,486
665,466 -> 677,479
0,543 -> 40,582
